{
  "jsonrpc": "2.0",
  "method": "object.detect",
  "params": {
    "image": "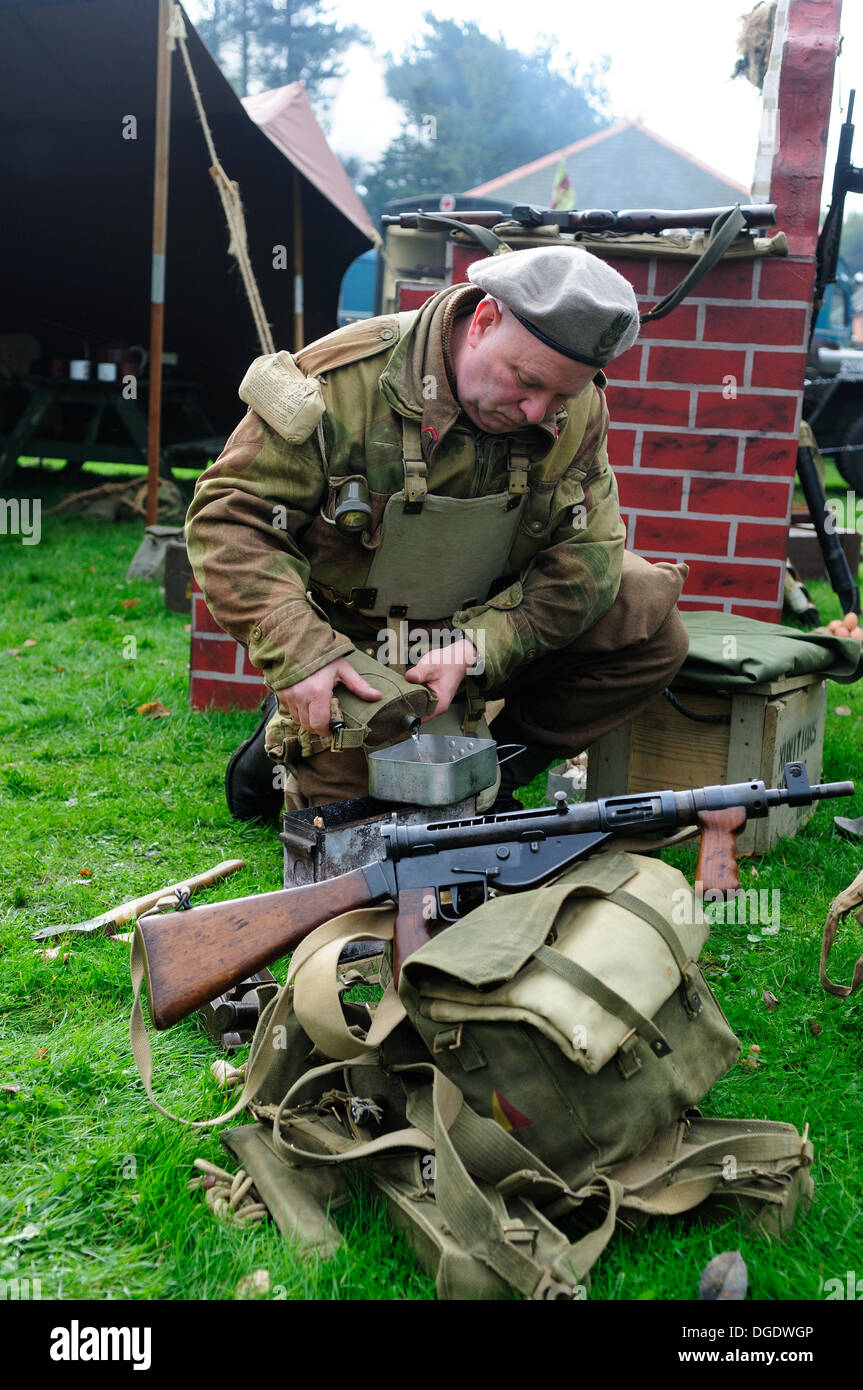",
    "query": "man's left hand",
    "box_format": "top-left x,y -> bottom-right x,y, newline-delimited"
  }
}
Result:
404,637 -> 479,719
